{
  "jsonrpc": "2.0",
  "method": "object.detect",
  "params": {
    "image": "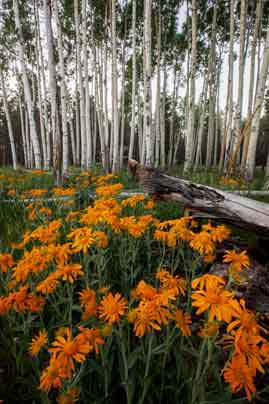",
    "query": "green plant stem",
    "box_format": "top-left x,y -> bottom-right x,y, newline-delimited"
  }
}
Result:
139,333 -> 154,404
